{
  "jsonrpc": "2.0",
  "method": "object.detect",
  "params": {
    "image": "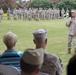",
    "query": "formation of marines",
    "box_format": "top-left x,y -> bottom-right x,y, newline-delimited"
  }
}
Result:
0,7 -> 70,21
